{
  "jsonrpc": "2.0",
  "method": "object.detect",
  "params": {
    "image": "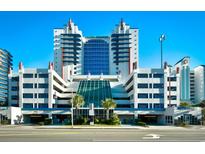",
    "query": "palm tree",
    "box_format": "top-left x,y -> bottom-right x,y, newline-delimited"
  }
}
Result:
199,100 -> 205,108
179,102 -> 191,108
102,98 -> 116,120
72,94 -> 85,119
